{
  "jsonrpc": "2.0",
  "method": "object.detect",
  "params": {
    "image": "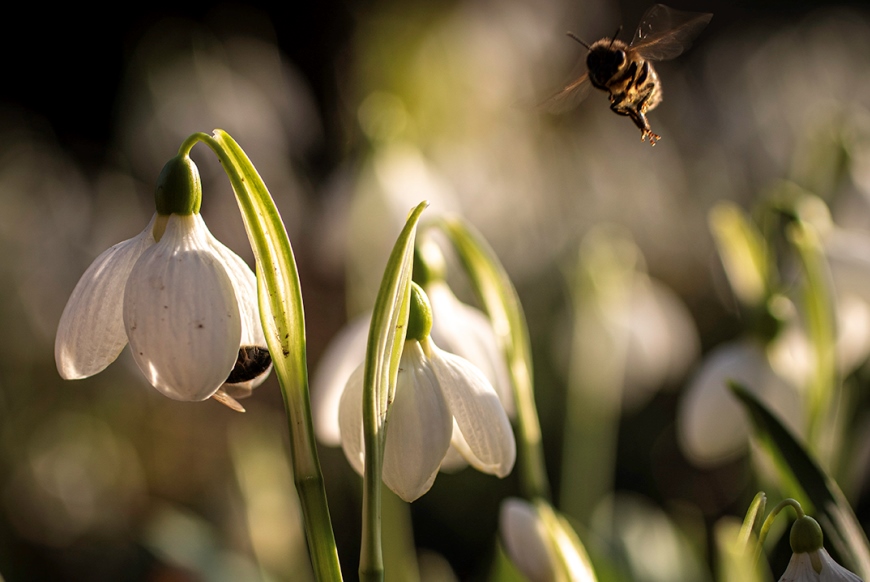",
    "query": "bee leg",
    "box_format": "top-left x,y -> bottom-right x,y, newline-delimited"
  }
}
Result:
628,108 -> 660,146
